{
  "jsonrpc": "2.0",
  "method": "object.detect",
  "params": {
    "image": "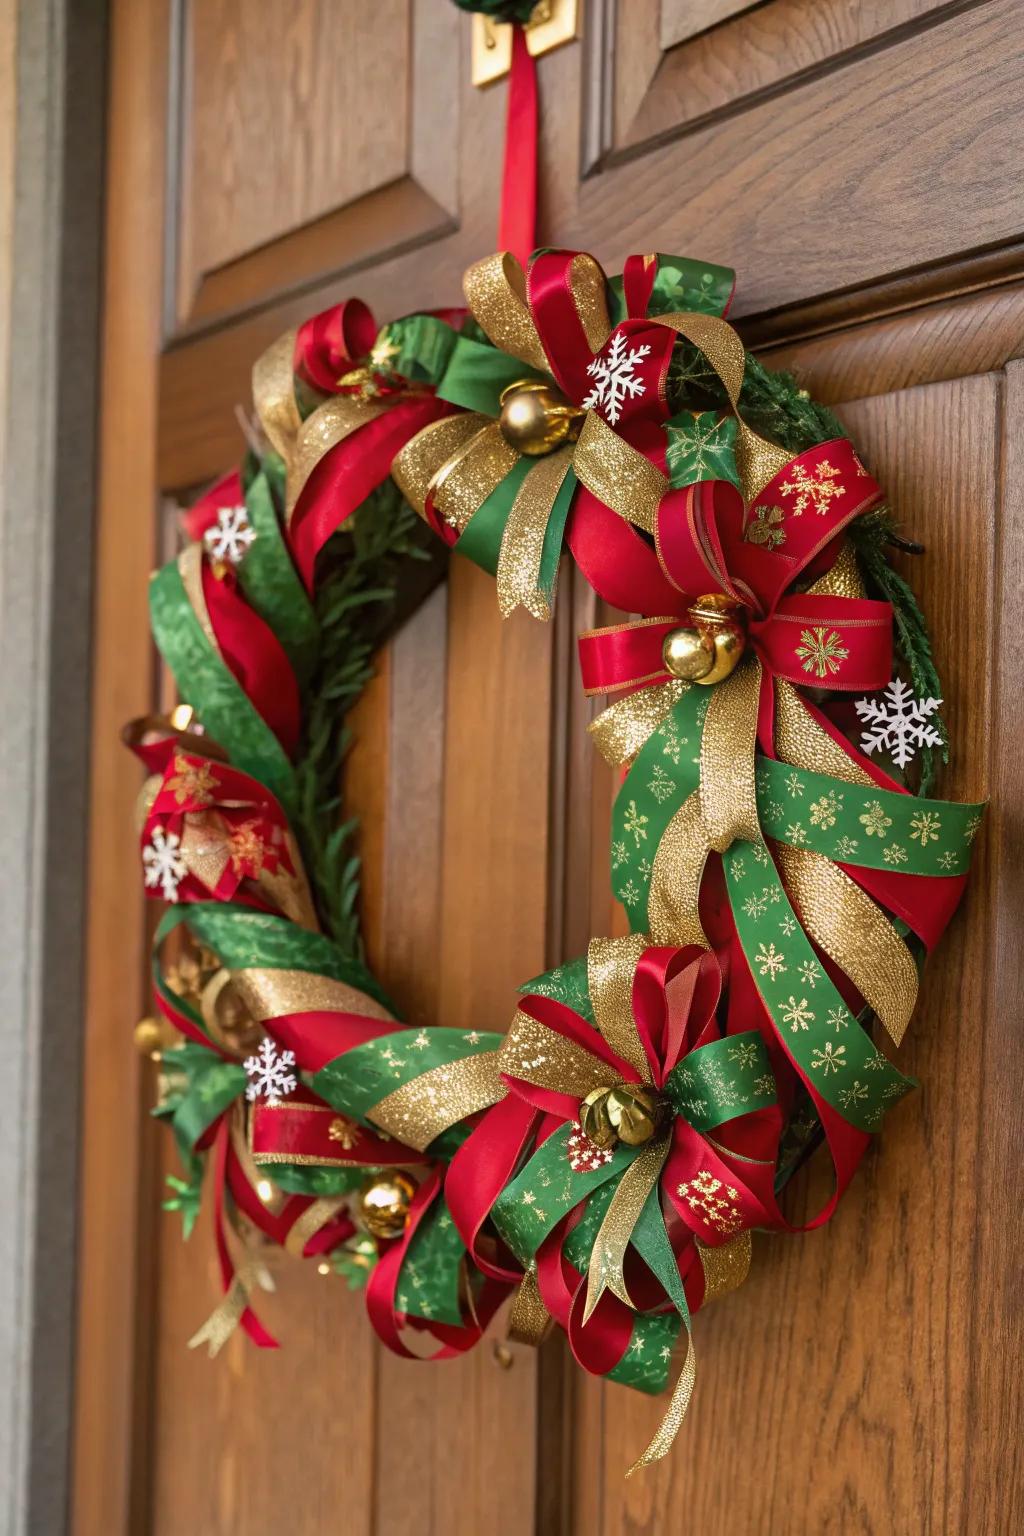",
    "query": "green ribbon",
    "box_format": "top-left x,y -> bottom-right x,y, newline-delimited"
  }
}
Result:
723,843 -> 912,1130
492,1126 -> 637,1266
394,1196 -> 467,1327
664,1031 -> 775,1133
755,757 -> 983,876
238,471 -> 318,685
437,332 -> 545,417
610,688 -> 706,931
149,560 -> 298,815
314,1026 -> 504,1131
